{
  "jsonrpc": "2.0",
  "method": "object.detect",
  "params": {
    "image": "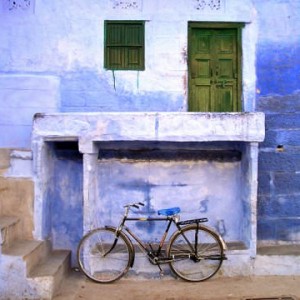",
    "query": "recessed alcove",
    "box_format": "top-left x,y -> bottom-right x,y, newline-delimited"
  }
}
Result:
97,141 -> 242,161
32,112 -> 264,270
